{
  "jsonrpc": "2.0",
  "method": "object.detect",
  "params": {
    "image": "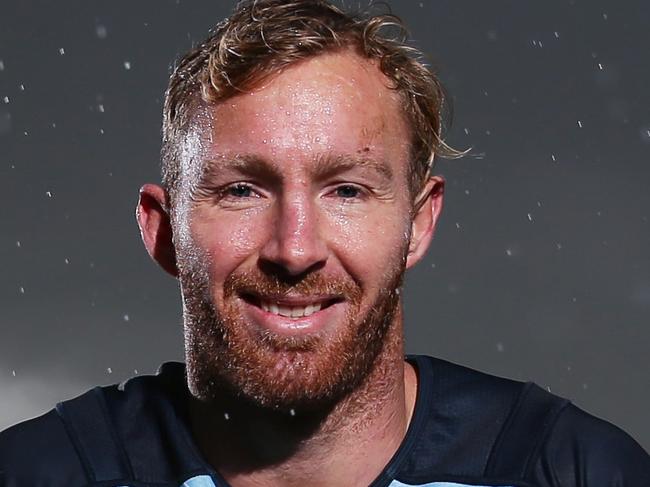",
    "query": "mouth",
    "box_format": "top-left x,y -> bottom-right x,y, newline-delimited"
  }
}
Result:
241,294 -> 342,320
